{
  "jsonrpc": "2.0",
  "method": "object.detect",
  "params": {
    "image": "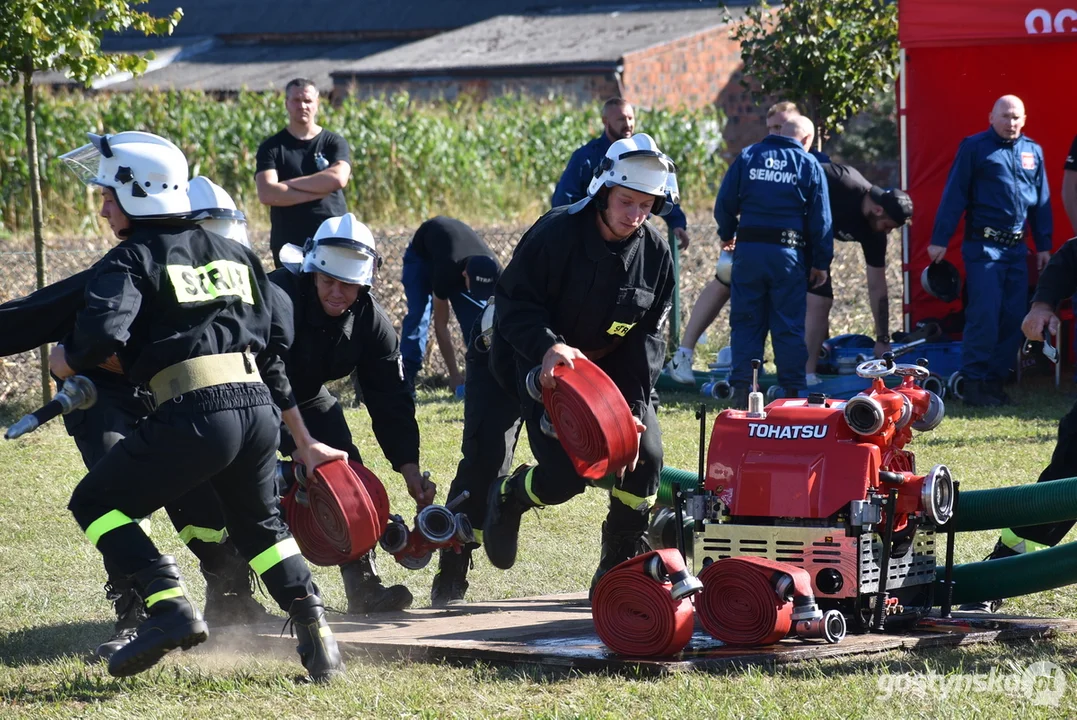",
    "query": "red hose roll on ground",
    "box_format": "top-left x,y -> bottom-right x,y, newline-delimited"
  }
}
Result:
696,557 -> 812,646
280,484 -> 345,567
591,549 -> 695,656
543,357 -> 639,479
307,459 -> 385,562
